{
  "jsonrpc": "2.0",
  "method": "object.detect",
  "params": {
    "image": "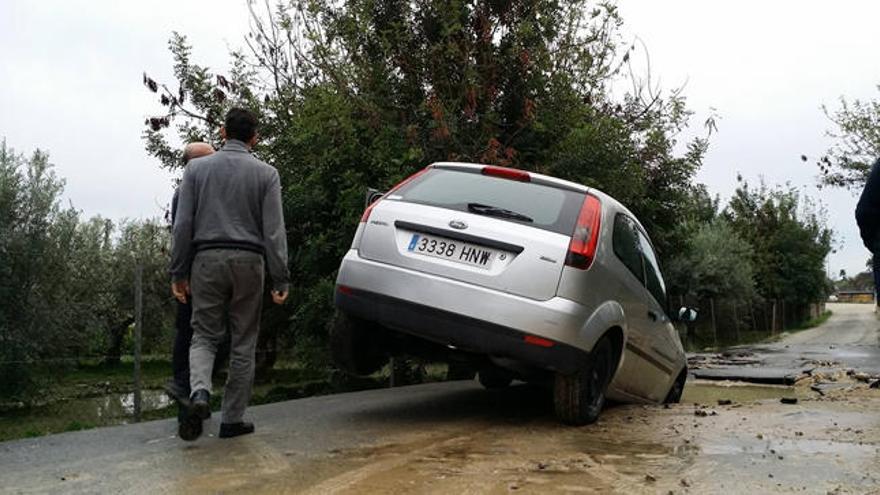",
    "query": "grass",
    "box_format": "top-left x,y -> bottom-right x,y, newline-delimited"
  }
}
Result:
790,310 -> 833,331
